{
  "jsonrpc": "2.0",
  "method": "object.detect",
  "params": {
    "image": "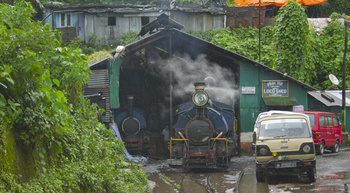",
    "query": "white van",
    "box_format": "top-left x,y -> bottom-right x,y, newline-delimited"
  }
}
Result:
252,111 -> 304,150
255,114 -> 316,182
